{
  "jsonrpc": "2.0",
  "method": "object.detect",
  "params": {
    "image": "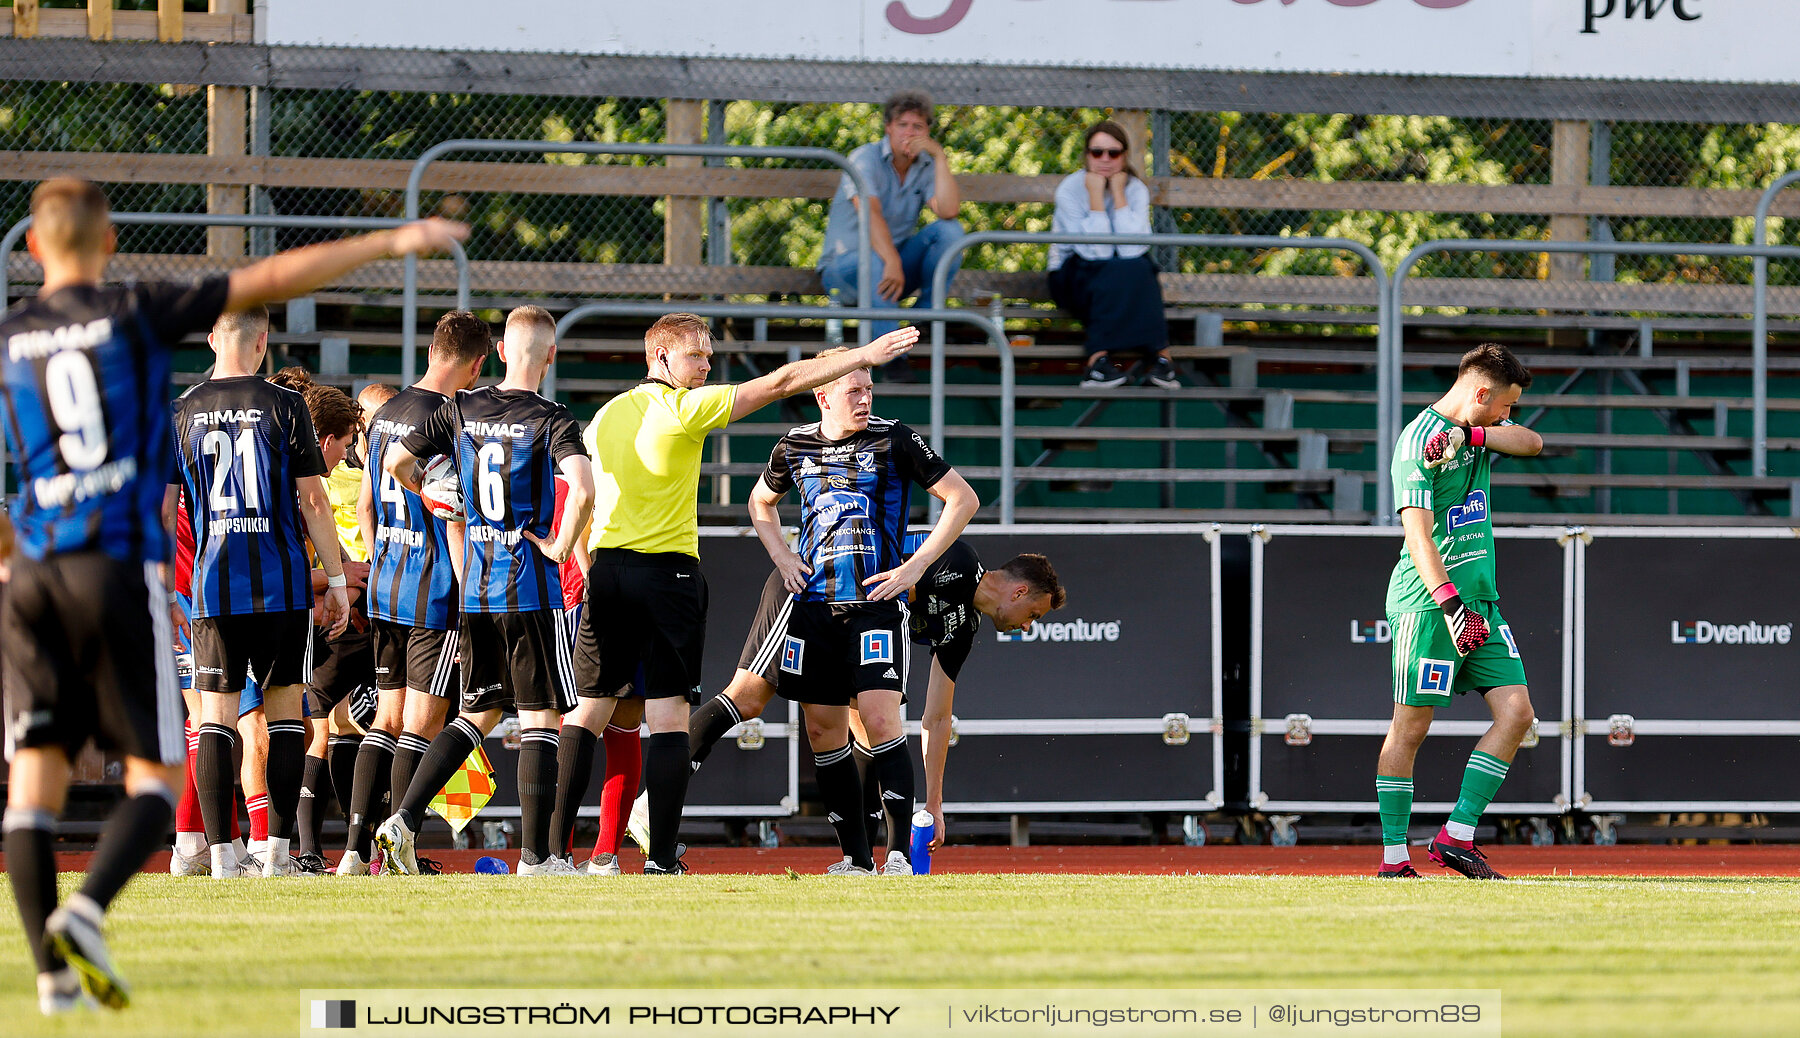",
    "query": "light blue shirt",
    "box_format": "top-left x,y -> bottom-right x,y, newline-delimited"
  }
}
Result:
819,138 -> 939,266
1047,171 -> 1152,271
